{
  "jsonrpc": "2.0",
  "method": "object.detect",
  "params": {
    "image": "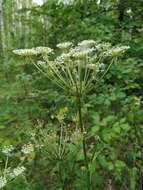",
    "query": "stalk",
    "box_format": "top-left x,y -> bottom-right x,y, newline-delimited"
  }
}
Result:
76,94 -> 91,190
58,161 -> 65,190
